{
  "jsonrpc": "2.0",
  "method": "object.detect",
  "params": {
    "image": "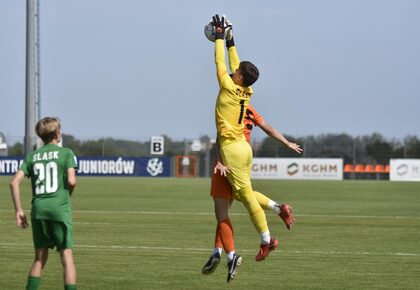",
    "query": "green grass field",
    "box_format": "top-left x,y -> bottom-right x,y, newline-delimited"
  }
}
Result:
1,176 -> 420,290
